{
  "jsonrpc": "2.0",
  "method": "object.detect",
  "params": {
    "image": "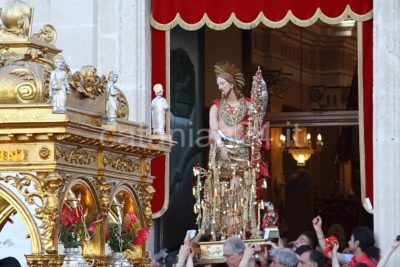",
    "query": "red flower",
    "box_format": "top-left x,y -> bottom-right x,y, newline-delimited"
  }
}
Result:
88,213 -> 104,233
128,212 -> 138,225
123,212 -> 139,233
75,203 -> 87,221
133,228 -> 149,245
61,203 -> 80,226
